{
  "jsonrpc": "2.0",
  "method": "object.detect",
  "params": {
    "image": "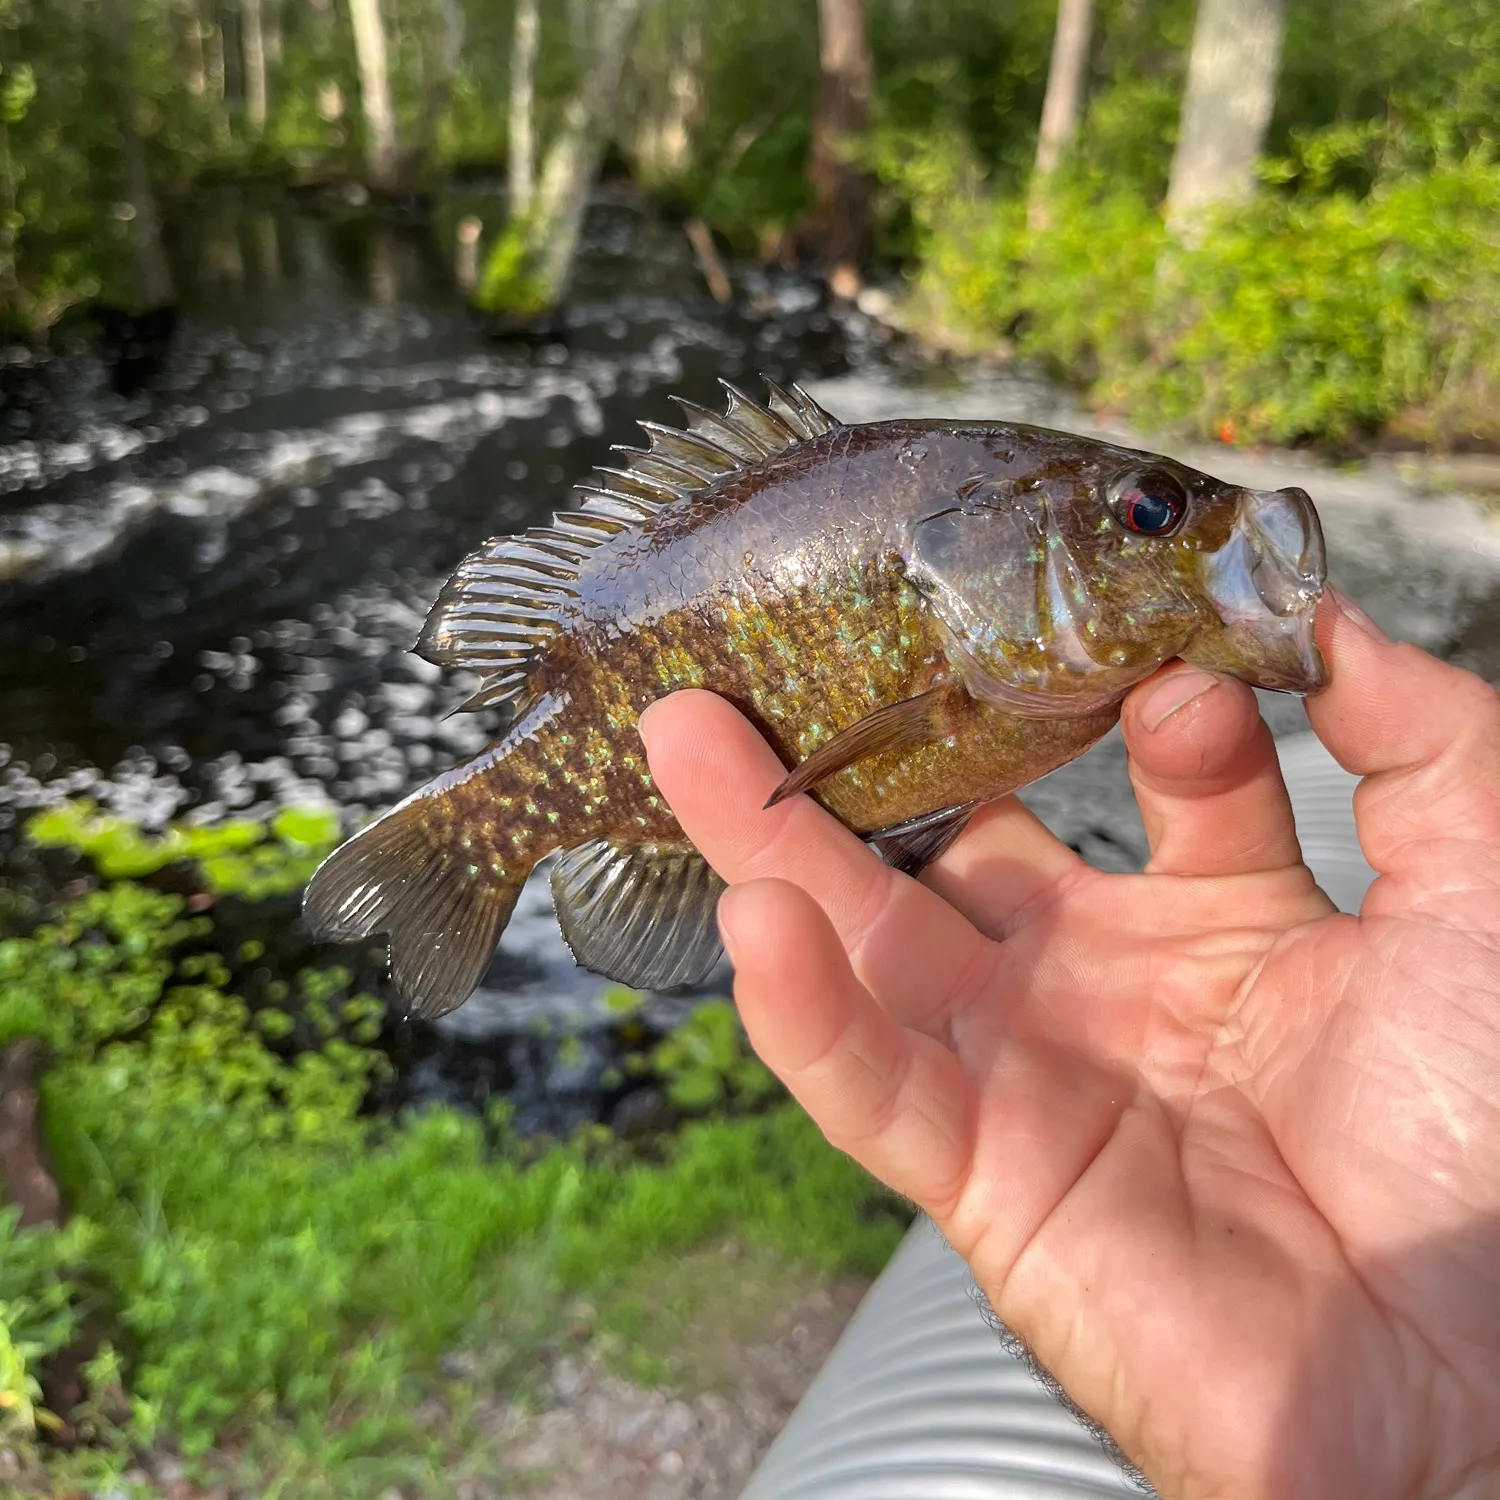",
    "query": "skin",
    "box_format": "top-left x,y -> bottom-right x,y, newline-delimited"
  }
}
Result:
638,590 -> 1500,1500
